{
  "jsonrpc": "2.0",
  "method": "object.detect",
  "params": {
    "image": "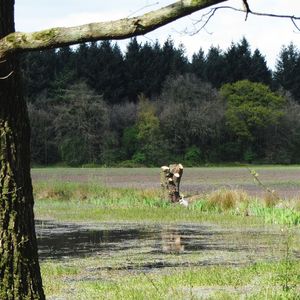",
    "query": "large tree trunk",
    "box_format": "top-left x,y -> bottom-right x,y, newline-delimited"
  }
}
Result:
0,1 -> 45,299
